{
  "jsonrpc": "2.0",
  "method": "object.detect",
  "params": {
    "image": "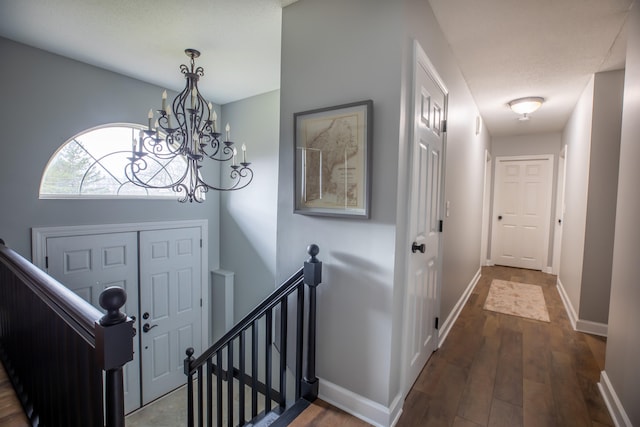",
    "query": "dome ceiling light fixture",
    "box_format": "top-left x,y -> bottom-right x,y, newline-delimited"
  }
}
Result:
508,96 -> 545,121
